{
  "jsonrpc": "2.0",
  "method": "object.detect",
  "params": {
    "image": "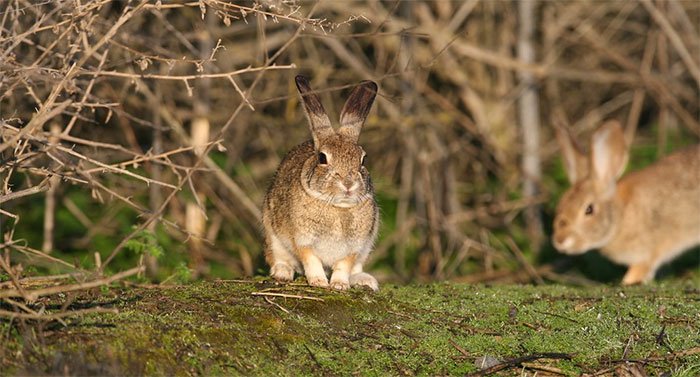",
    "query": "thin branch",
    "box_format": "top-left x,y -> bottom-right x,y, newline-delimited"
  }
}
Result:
0,306 -> 118,320
466,353 -> 572,377
0,178 -> 50,204
0,266 -> 144,300
639,0 -> 700,86
79,64 -> 296,81
251,292 -> 325,302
